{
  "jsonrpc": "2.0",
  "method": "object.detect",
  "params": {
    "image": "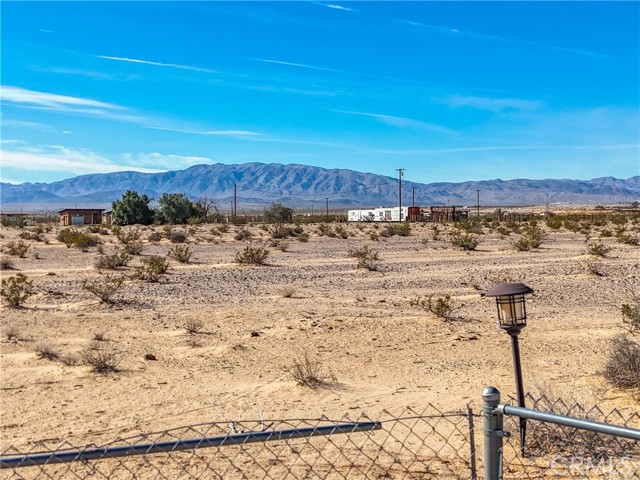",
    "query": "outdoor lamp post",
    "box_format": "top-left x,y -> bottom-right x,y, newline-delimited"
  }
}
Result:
484,282 -> 534,456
